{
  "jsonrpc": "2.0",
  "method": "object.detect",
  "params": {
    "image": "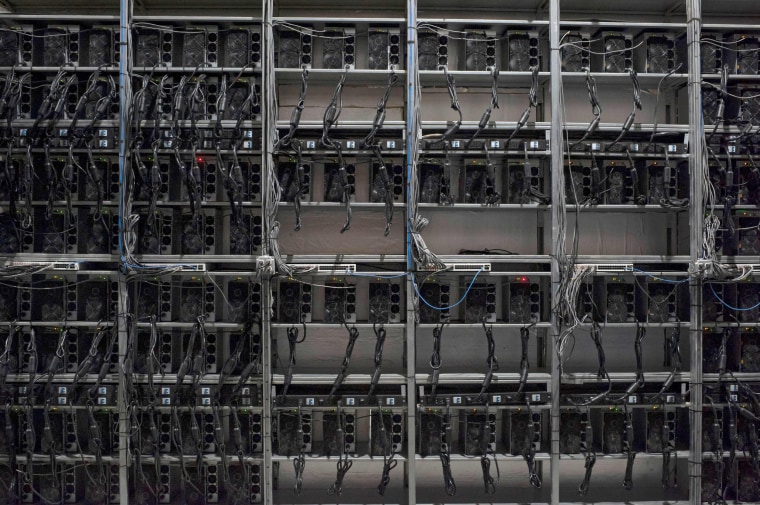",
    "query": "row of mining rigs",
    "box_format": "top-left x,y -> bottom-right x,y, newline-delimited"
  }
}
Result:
126,22 -> 264,261
0,18 -> 267,505
698,31 -> 760,504
121,268 -> 265,505
266,263 -> 554,495
0,268 -> 122,504
268,270 -> 409,497
413,266 -> 553,495
271,22 -> 407,239
125,19 -> 268,505
0,18 -> 125,505
555,269 -> 690,499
